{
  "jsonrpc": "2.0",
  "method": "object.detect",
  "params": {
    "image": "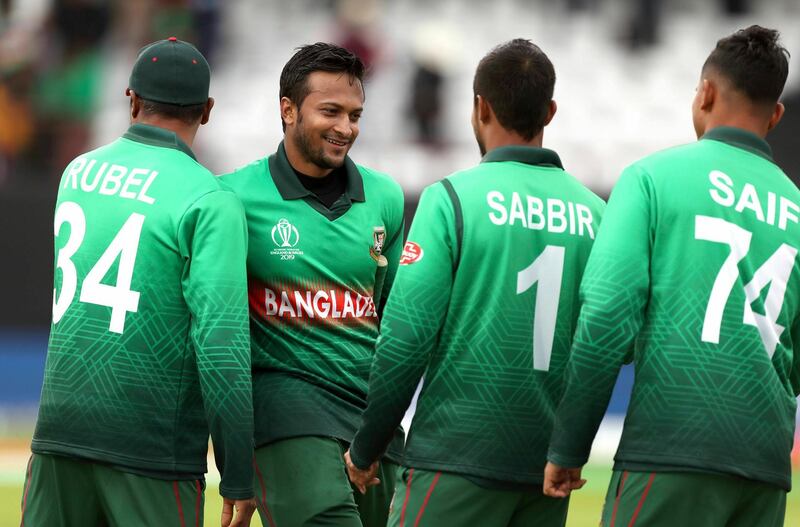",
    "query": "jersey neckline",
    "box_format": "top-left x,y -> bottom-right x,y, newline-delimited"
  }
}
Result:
122,123 -> 196,160
701,126 -> 773,162
266,141 -> 366,221
480,145 -> 563,169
